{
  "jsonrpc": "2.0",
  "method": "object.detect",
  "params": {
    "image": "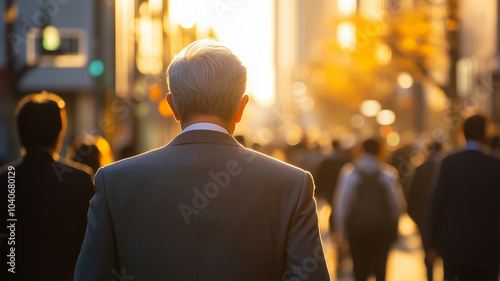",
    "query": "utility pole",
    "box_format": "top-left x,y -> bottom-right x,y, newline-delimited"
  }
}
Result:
491,0 -> 500,133
446,0 -> 461,148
